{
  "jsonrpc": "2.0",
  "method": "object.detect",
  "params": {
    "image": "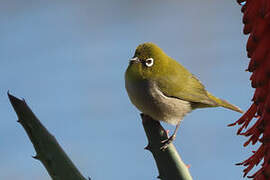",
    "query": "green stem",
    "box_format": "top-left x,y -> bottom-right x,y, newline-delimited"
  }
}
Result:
141,114 -> 193,180
8,93 -> 88,180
